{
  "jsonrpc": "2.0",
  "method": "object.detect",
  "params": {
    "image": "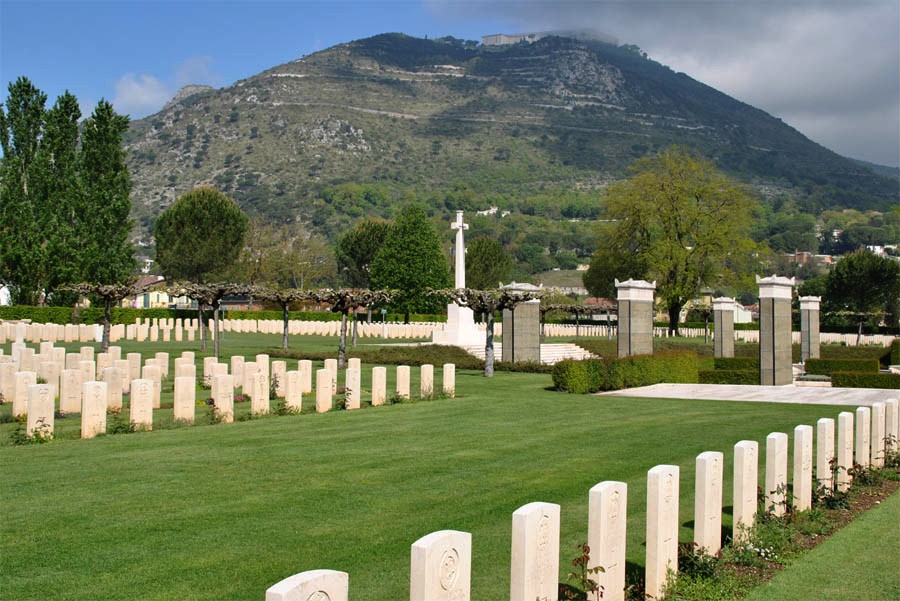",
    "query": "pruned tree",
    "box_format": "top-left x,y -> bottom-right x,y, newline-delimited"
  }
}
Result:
170,282 -> 251,358
305,288 -> 394,368
63,281 -> 148,351
823,249 -> 900,341
253,287 -> 314,349
437,287 -> 543,377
